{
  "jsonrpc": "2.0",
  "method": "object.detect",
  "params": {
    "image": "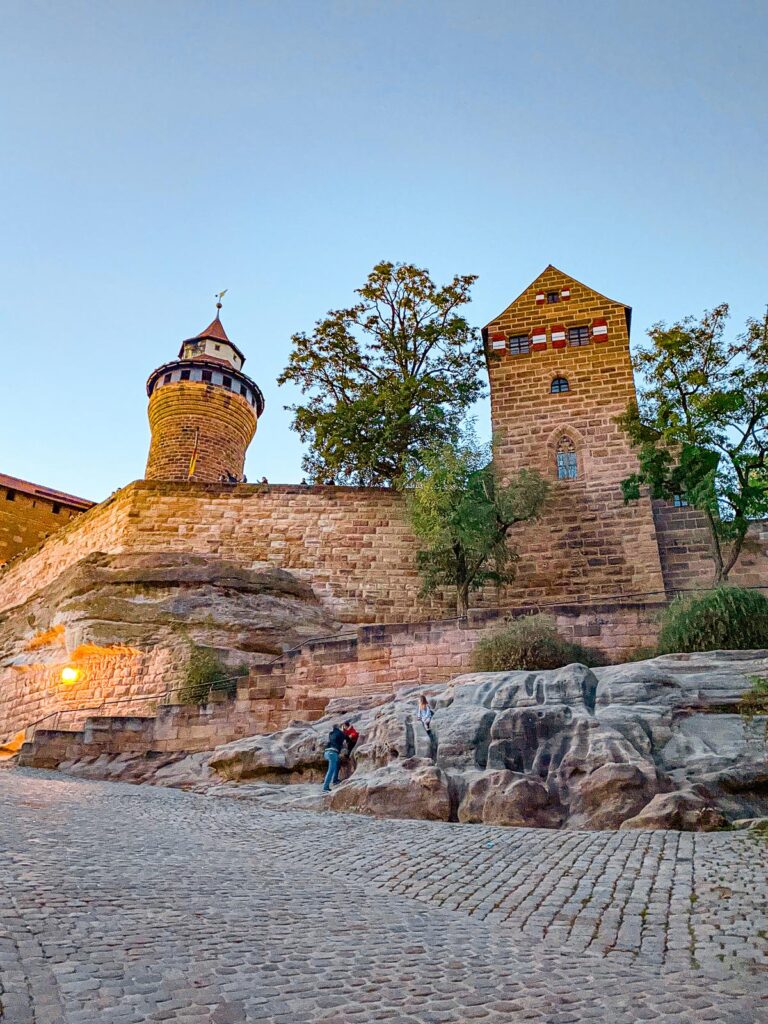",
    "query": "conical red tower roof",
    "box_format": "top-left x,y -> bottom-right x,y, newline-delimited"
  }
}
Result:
195,314 -> 230,343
